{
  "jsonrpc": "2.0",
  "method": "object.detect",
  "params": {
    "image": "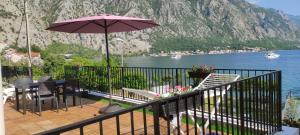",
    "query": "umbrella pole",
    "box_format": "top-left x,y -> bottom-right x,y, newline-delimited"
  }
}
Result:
98,20 -> 123,114
104,24 -> 112,105
99,20 -> 122,114
0,60 -> 5,134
